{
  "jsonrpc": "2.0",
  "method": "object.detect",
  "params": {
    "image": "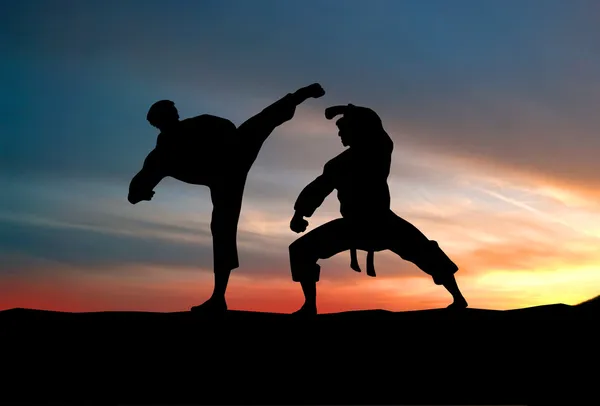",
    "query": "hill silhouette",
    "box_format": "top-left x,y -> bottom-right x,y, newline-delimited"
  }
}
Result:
1,298 -> 596,405
578,294 -> 600,306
